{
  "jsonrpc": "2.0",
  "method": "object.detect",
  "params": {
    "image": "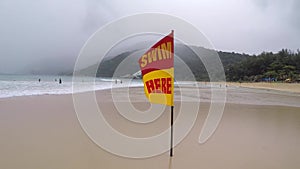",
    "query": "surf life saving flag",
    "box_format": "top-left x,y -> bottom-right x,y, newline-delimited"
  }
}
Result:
138,31 -> 174,106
